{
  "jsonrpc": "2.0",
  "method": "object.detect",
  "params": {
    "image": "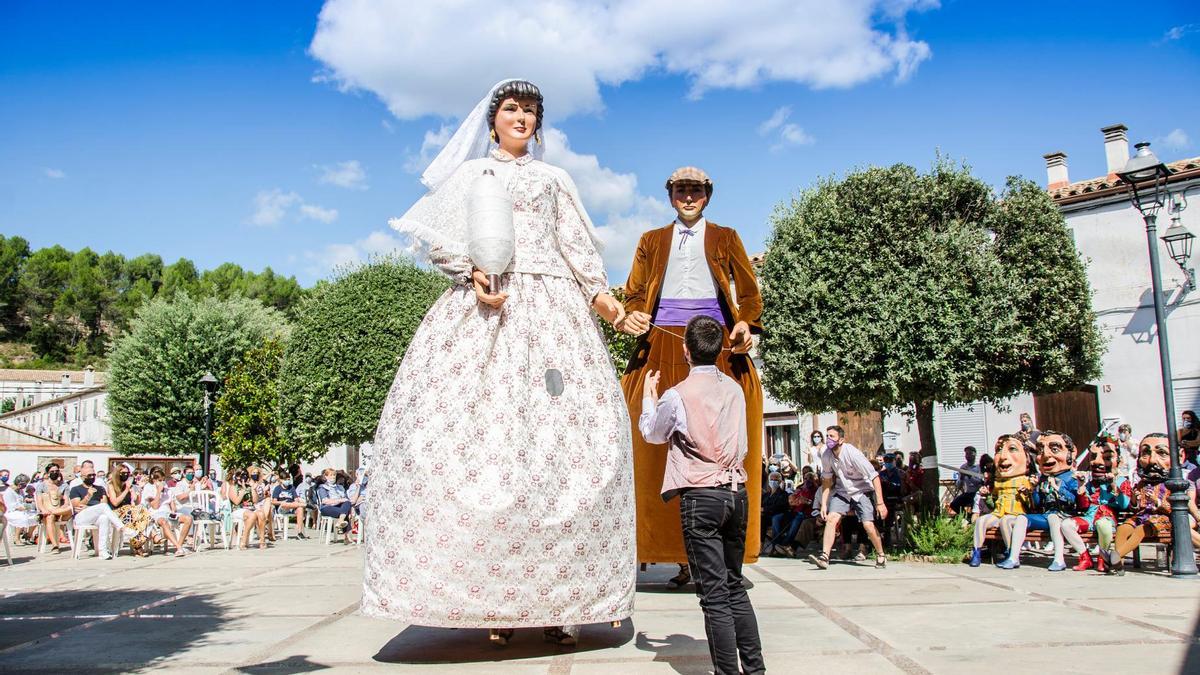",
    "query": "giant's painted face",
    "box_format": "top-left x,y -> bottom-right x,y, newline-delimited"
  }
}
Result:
1036,433 -> 1072,475
994,437 -> 1028,479
1091,442 -> 1119,478
1137,435 -> 1171,473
